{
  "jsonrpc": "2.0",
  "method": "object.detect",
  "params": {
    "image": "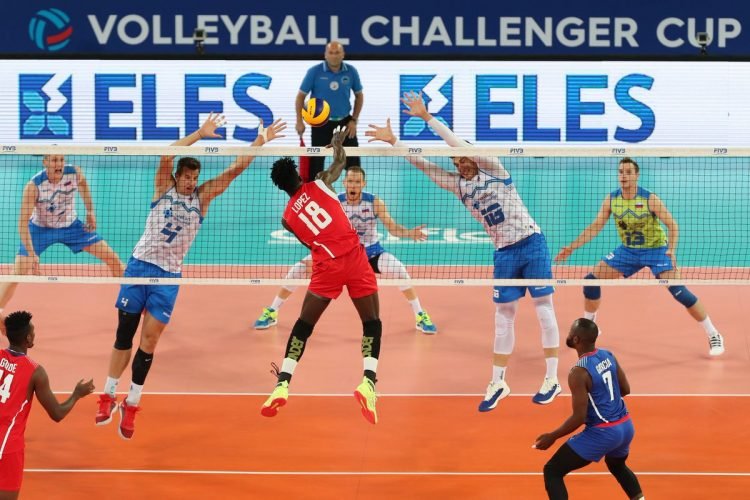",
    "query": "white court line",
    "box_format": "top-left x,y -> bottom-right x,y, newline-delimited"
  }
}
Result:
22,469 -> 750,477
51,391 -> 750,397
